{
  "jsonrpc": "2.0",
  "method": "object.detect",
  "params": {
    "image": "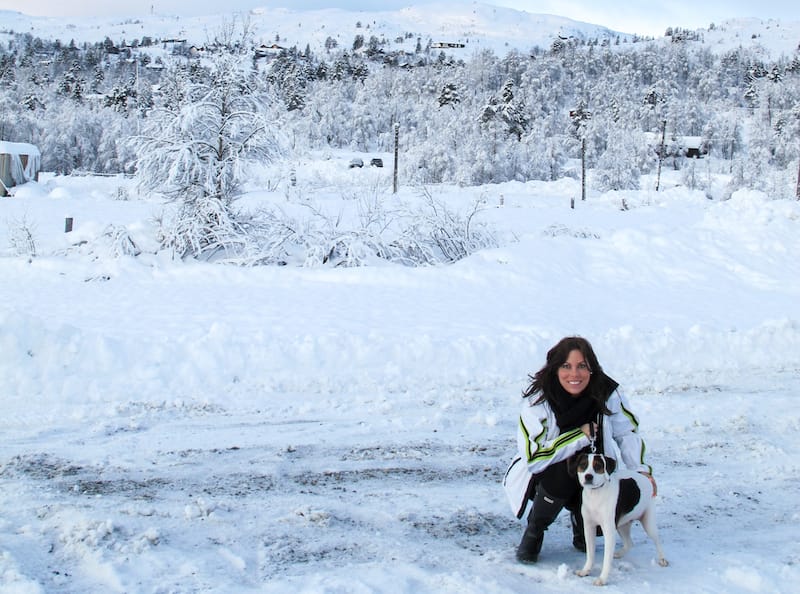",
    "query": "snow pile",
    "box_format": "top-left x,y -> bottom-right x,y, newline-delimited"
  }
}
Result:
1,164 -> 799,592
